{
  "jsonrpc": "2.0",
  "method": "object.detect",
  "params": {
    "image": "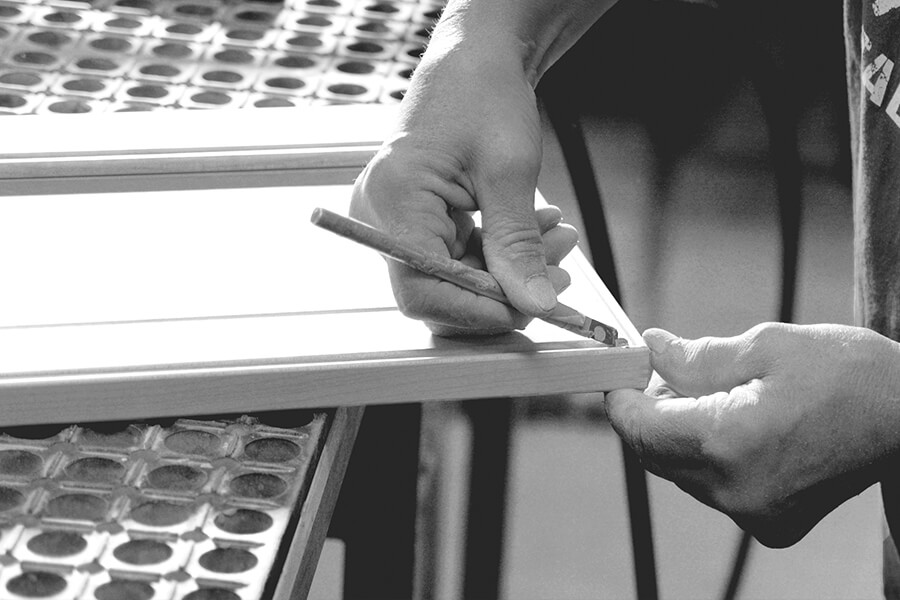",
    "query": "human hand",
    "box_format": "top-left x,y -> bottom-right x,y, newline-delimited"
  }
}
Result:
606,322 -> 900,547
350,34 -> 577,335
